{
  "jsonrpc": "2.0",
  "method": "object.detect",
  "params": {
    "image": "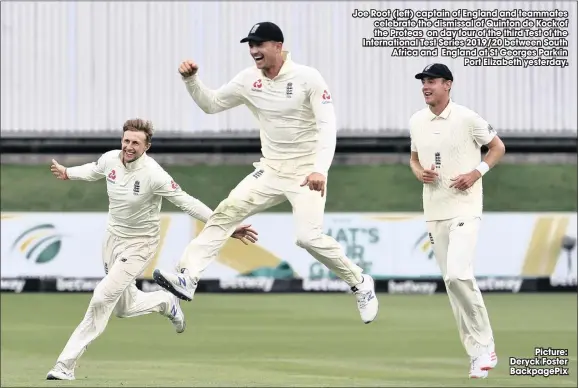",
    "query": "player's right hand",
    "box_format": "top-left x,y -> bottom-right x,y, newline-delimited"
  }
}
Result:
50,159 -> 69,180
178,60 -> 198,78
422,164 -> 438,183
231,224 -> 259,245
